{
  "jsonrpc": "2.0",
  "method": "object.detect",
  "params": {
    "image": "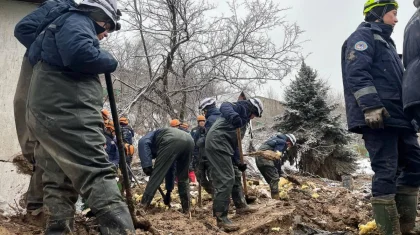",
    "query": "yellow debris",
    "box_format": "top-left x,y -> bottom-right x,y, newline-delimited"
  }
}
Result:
279,191 -> 289,200
306,181 -> 316,188
279,177 -> 289,187
192,199 -> 197,206
301,184 -> 309,190
312,193 -> 319,199
134,194 -> 142,202
359,220 -> 377,235
271,227 -> 281,231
